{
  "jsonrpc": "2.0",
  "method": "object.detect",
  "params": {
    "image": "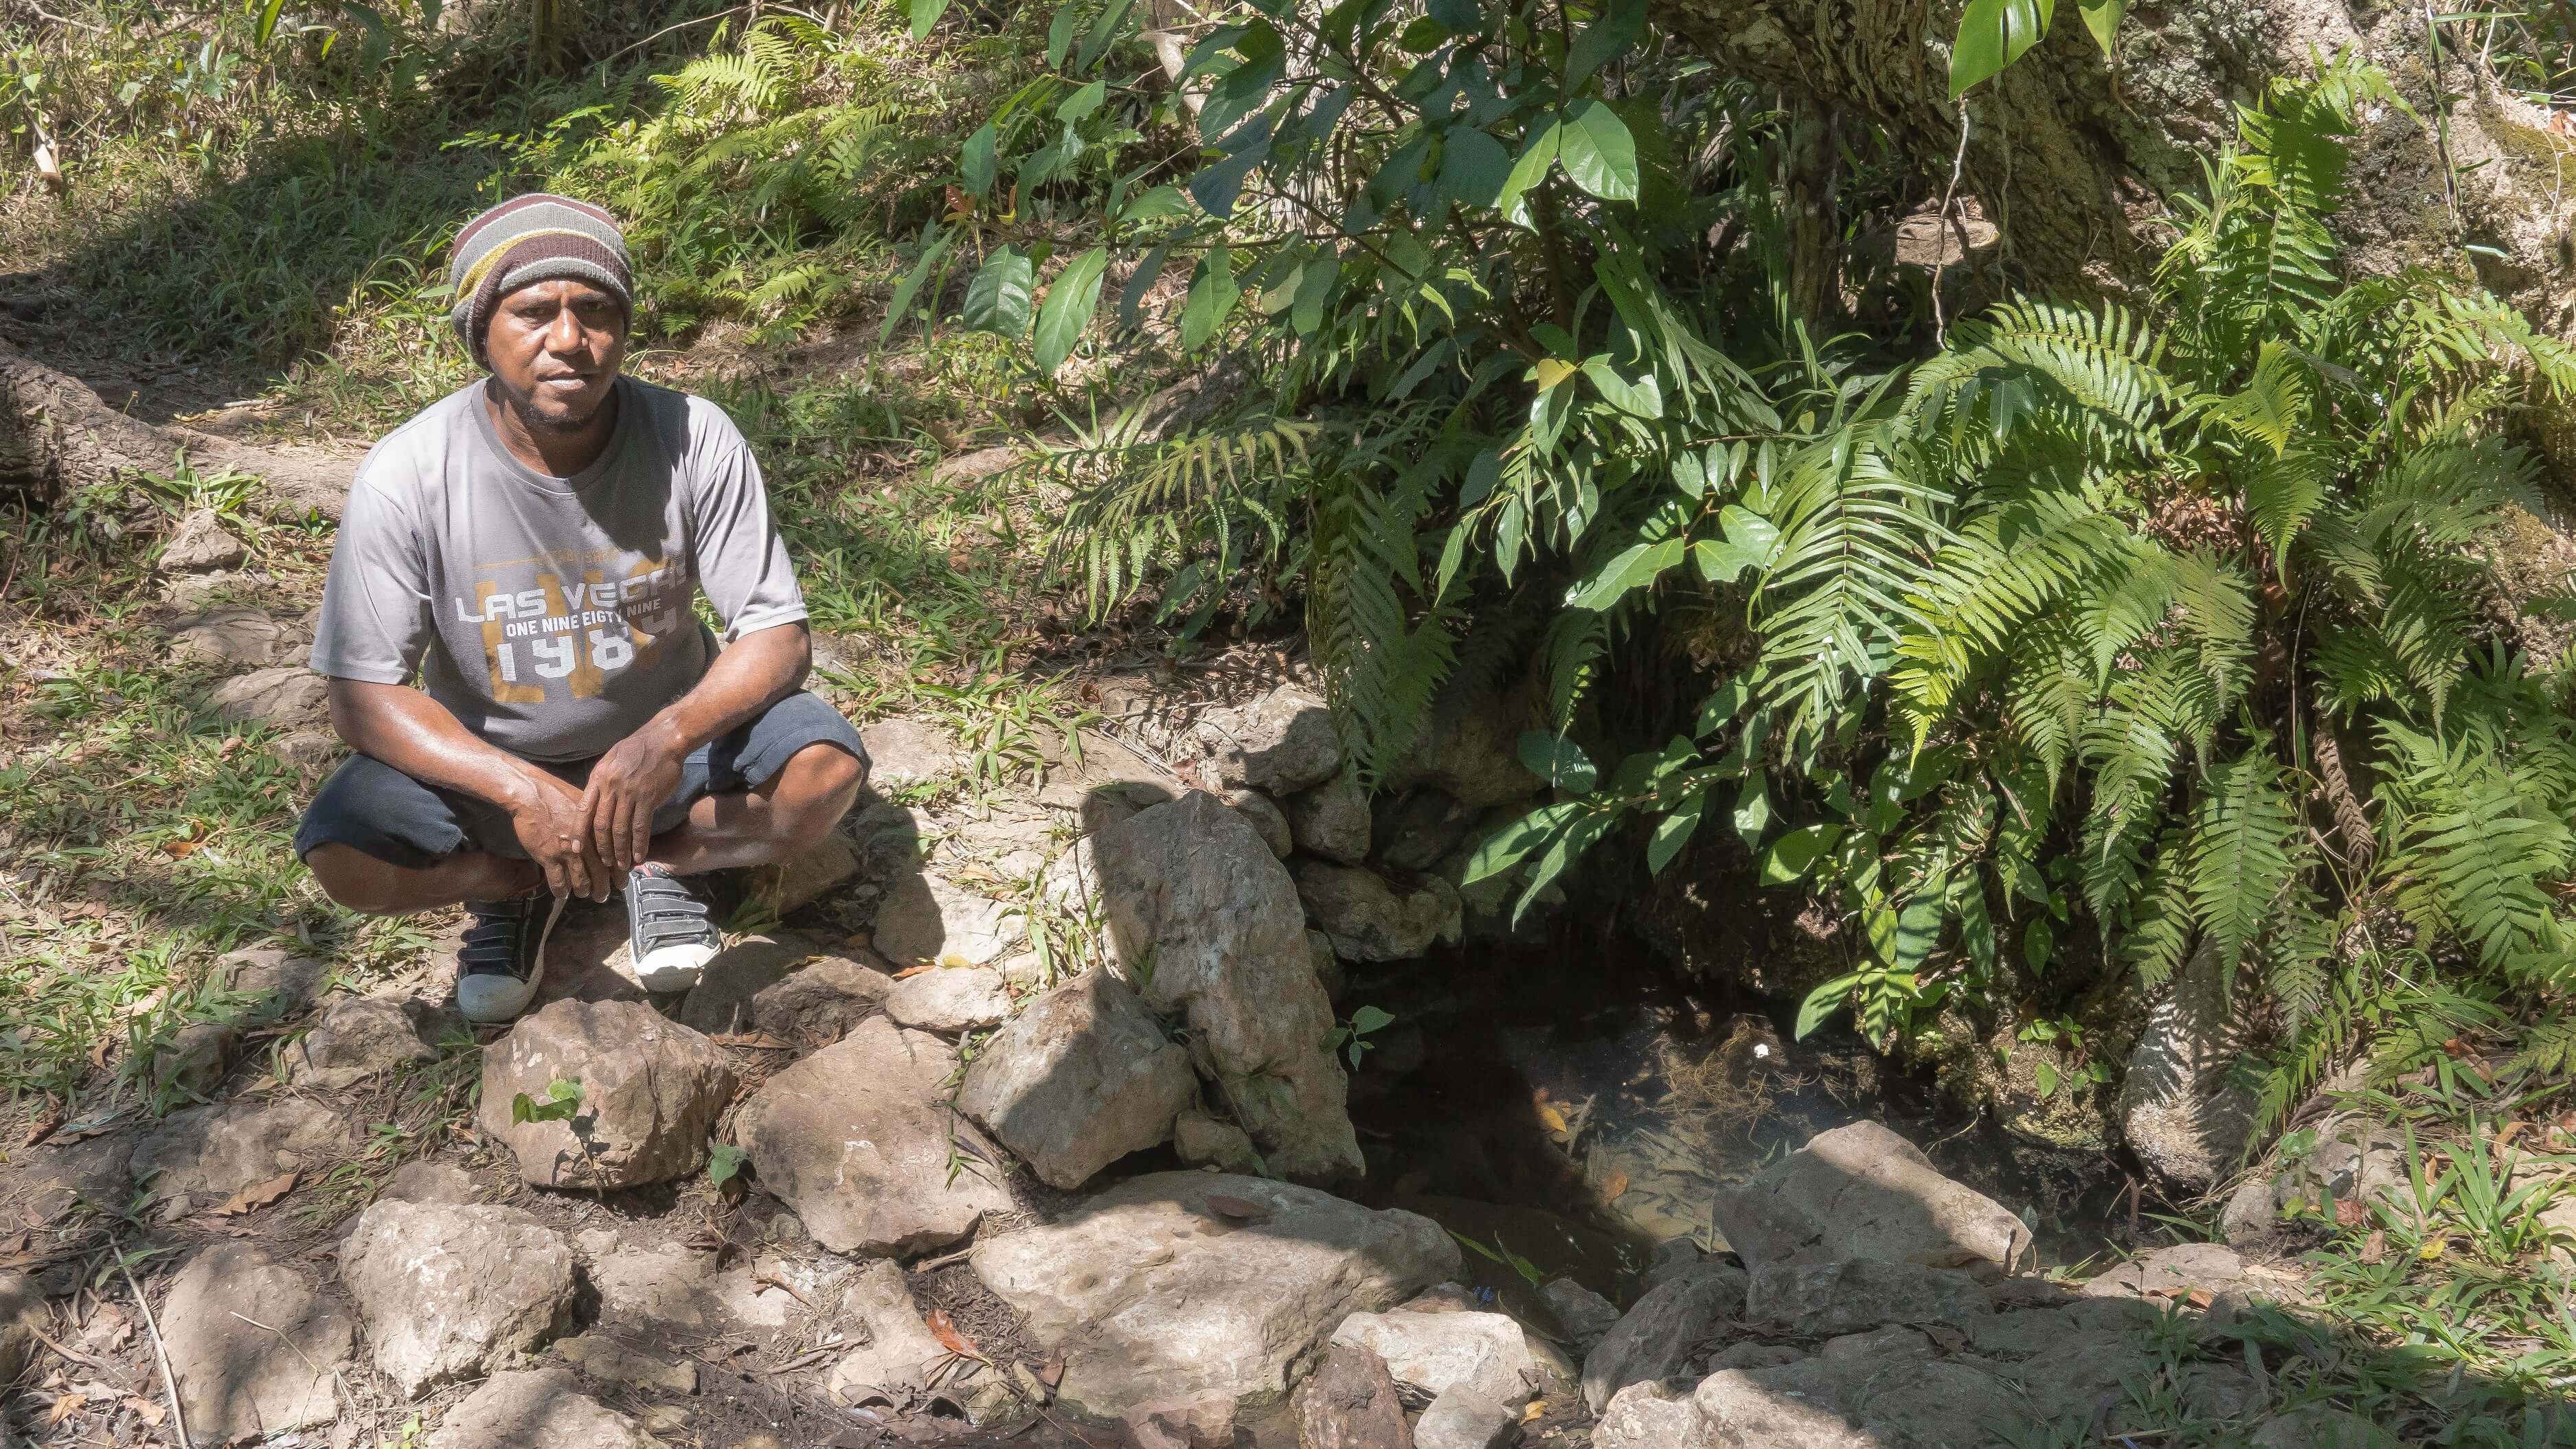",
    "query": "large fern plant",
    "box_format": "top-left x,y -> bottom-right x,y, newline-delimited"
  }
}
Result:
1474,59 -> 2576,1135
